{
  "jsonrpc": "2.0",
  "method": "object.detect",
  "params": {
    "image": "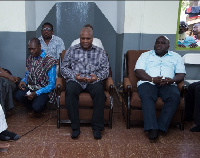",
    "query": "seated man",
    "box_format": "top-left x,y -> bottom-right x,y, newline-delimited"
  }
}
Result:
0,93 -> 19,141
61,27 -> 109,139
38,22 -> 65,63
185,81 -> 200,132
135,36 -> 185,141
15,38 -> 56,115
71,24 -> 104,50
178,21 -> 197,48
0,67 -> 19,113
